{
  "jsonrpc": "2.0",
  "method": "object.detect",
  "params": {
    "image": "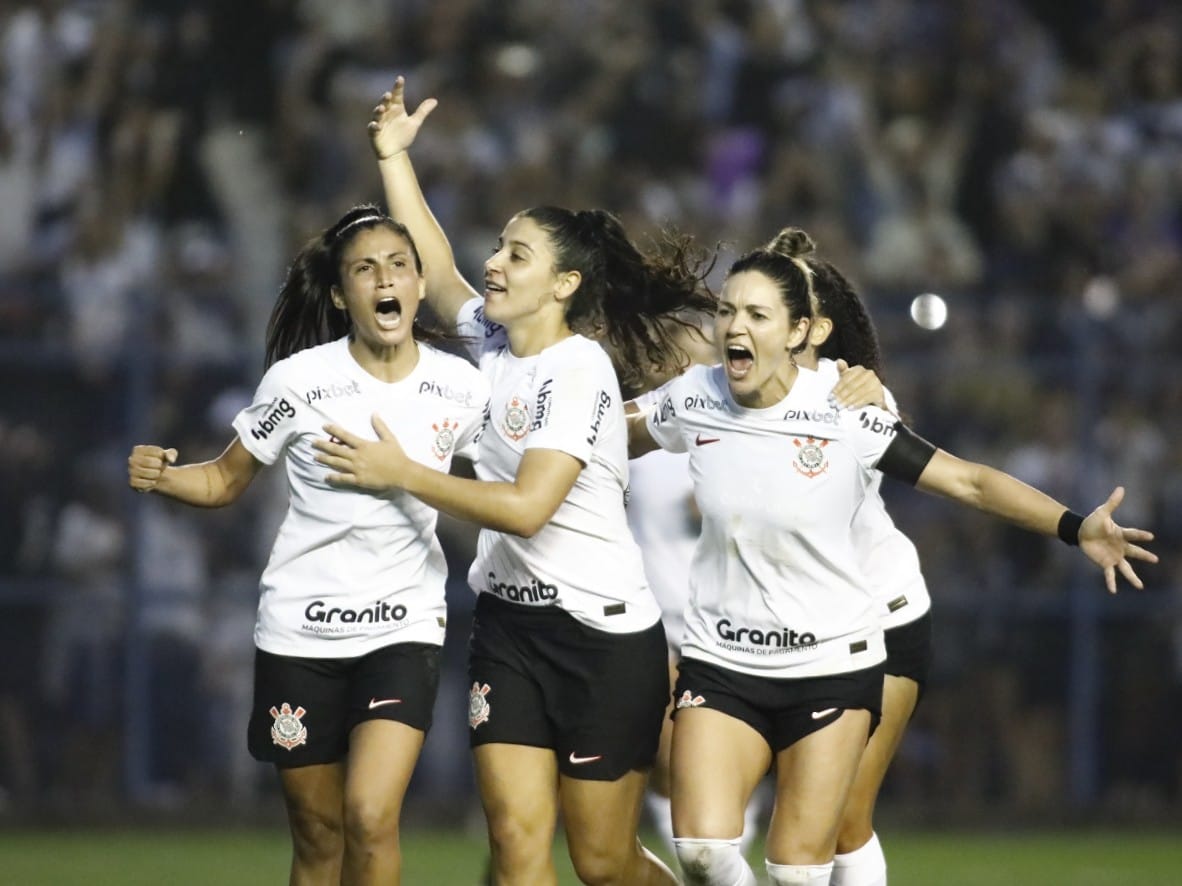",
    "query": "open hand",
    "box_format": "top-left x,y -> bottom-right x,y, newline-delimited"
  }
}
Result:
313,415 -> 411,491
830,359 -> 888,411
1079,486 -> 1158,593
369,76 -> 438,161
